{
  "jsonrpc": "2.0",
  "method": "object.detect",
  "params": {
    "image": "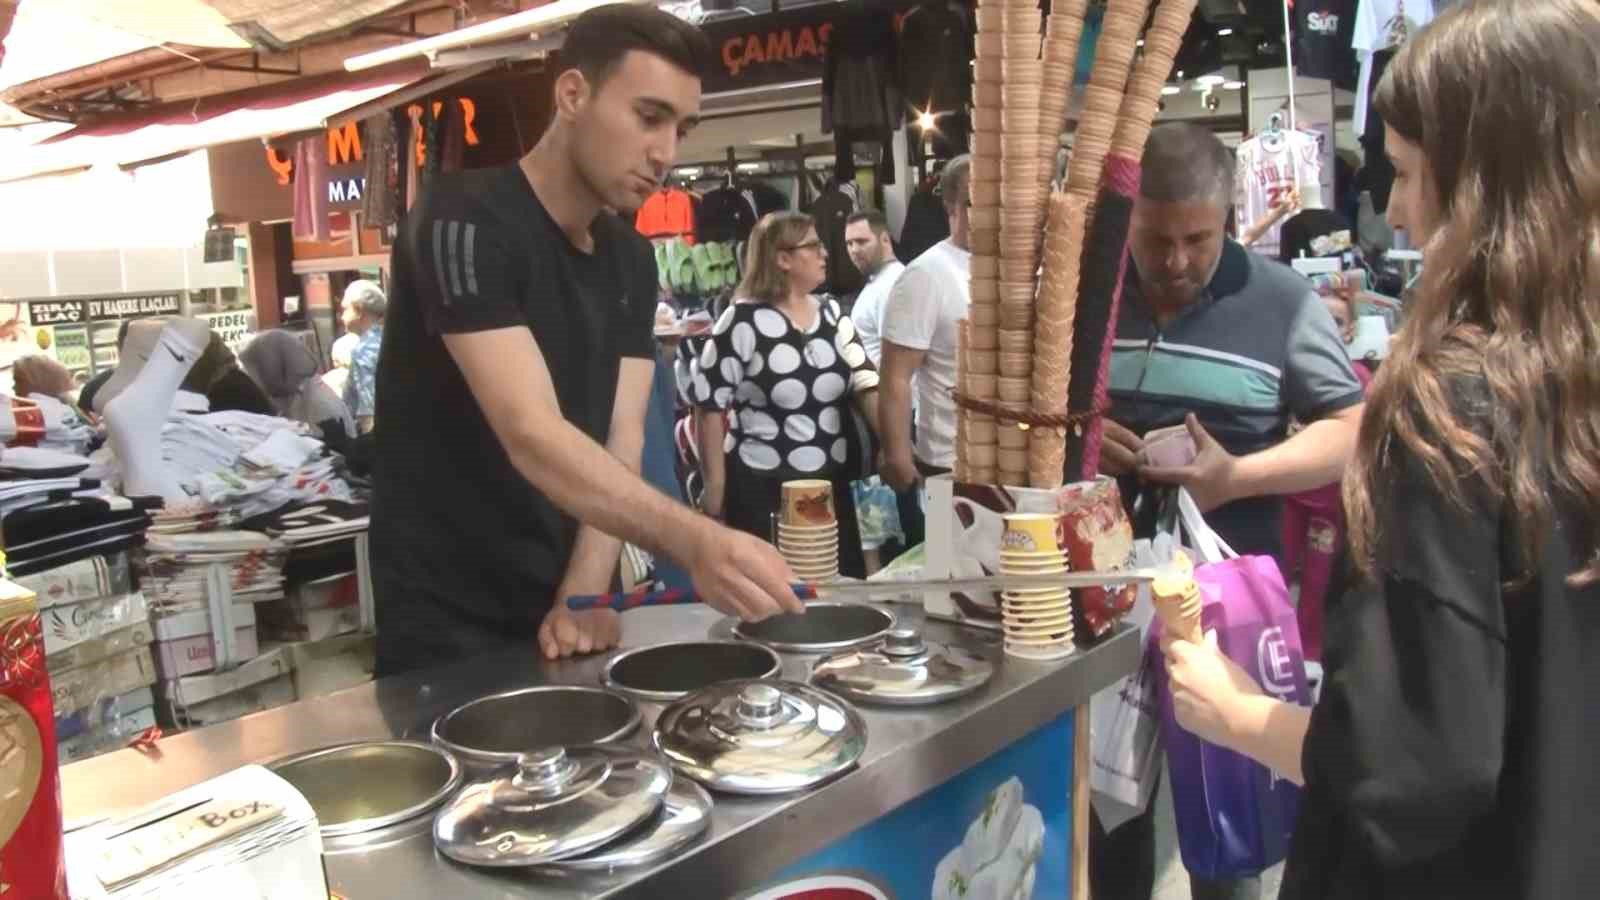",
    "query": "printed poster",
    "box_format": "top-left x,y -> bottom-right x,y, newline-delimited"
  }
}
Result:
741,711 -> 1075,899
